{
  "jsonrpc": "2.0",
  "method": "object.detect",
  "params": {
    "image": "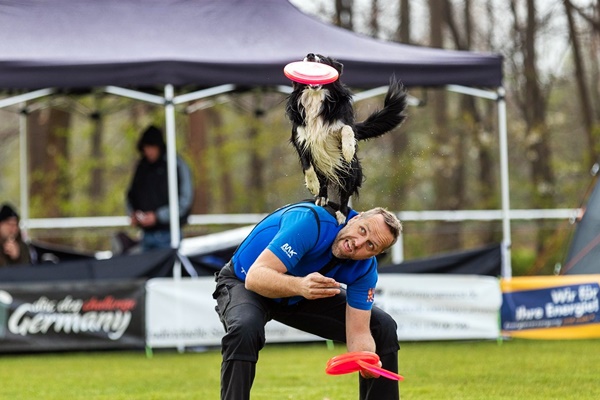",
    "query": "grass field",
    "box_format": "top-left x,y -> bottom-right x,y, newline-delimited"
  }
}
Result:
0,339 -> 599,399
